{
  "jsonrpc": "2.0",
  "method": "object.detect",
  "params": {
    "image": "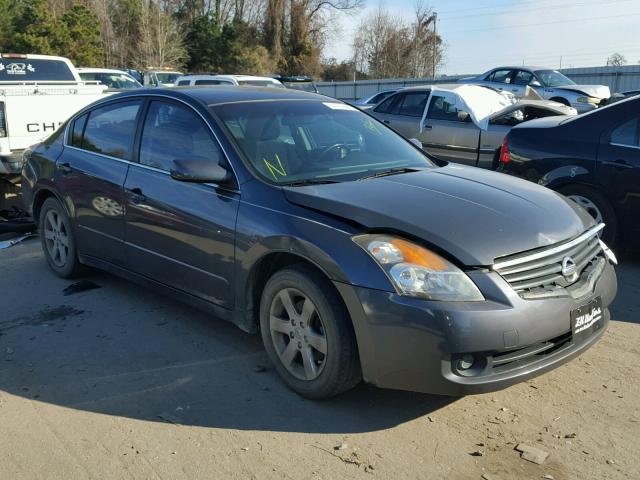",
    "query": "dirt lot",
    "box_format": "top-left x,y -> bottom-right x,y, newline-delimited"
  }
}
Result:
0,237 -> 638,480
